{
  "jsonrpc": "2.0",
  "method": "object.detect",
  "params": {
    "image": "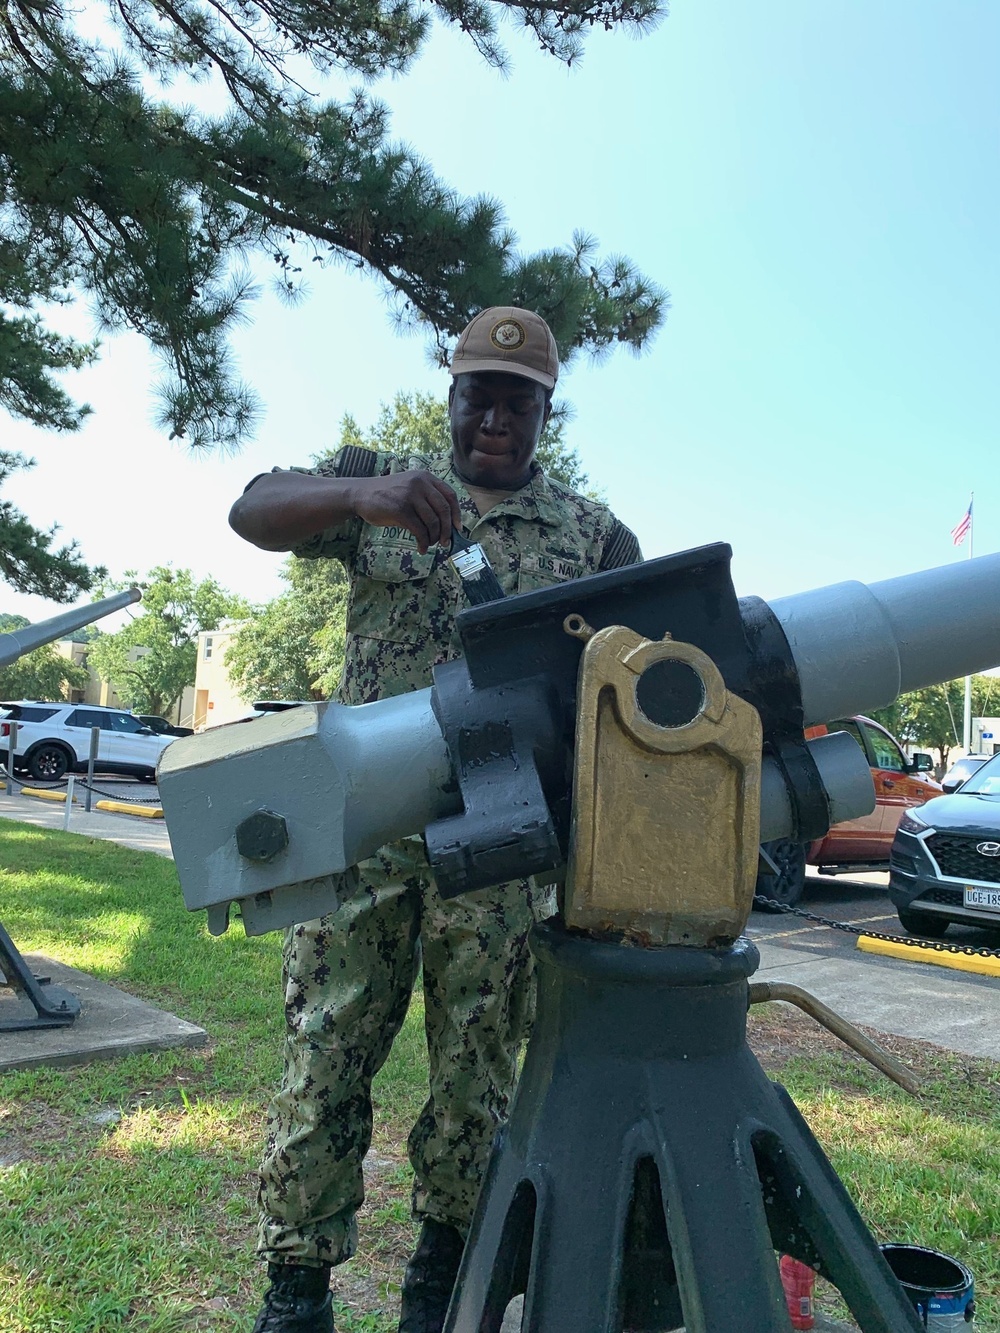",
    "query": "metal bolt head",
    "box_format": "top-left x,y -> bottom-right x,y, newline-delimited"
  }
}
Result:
235,809 -> 289,863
